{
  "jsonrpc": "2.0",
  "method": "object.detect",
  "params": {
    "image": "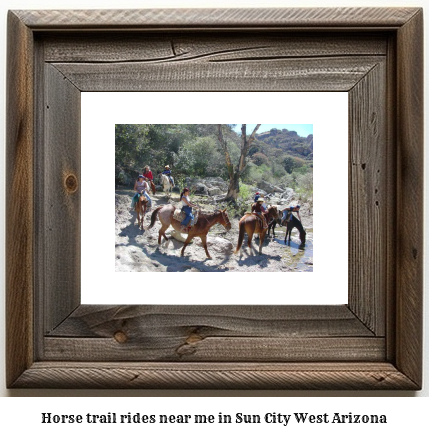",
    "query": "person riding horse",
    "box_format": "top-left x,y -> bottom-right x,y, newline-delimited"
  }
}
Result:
162,165 -> 175,187
142,165 -> 156,195
281,204 -> 301,226
131,175 -> 150,209
251,198 -> 269,229
180,187 -> 198,232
